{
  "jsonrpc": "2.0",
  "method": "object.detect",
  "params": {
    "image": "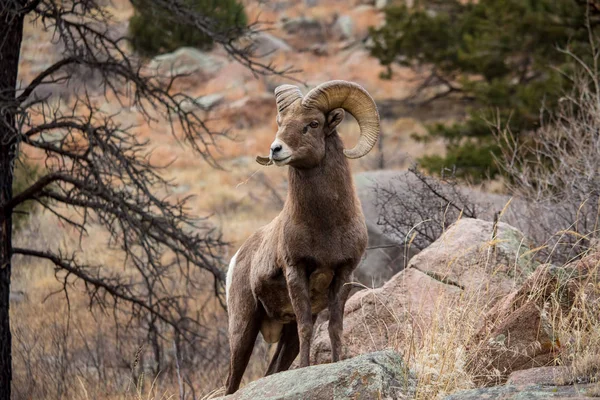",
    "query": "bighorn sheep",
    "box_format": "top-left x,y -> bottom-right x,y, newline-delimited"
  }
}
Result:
225,80 -> 380,394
